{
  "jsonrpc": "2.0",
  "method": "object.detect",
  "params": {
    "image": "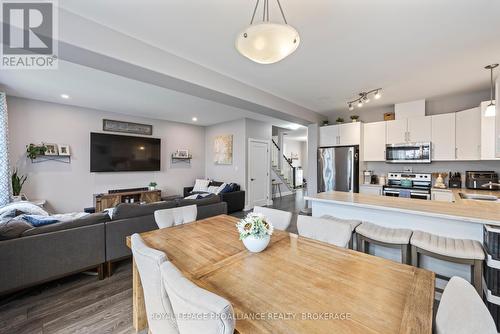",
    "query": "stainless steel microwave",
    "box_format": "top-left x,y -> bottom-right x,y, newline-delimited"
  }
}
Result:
385,142 -> 431,163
